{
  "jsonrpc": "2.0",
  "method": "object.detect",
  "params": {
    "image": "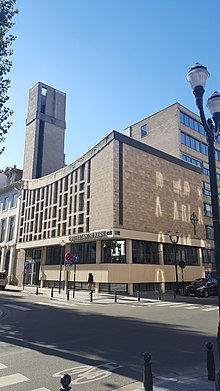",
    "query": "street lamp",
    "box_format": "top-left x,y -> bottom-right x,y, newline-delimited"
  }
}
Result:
168,231 -> 180,295
187,63 -> 220,357
59,240 -> 65,294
